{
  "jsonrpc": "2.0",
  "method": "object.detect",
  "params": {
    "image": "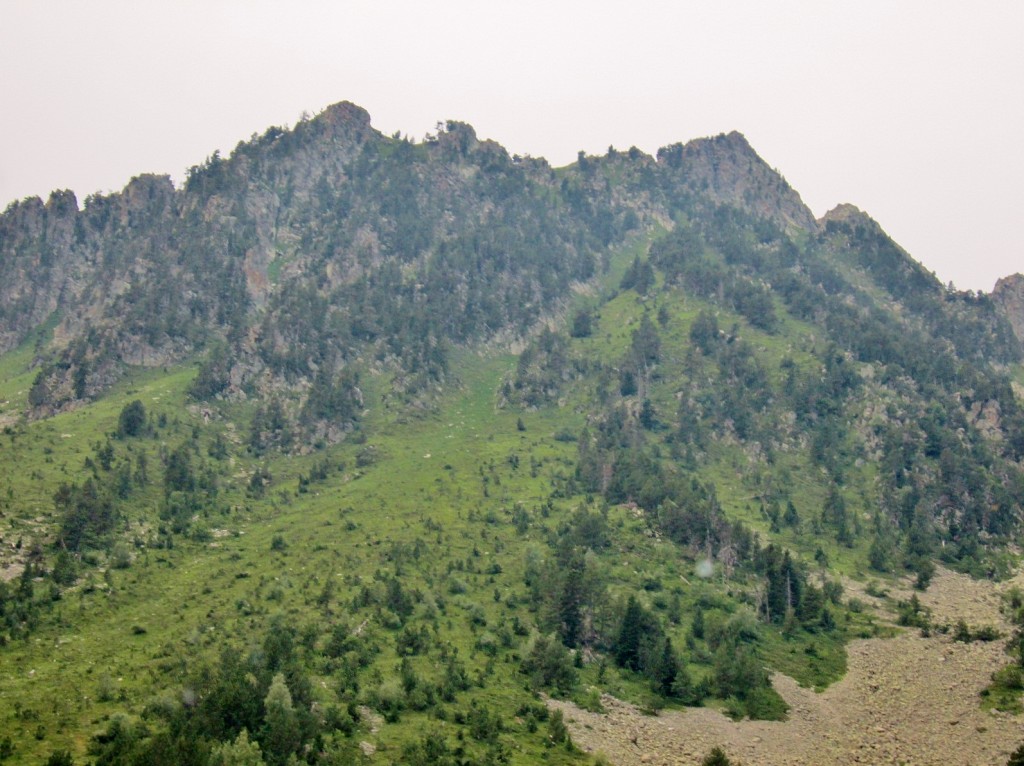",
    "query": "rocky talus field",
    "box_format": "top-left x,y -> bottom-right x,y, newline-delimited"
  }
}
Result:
551,567 -> 1024,766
